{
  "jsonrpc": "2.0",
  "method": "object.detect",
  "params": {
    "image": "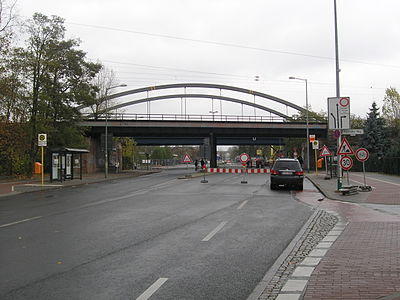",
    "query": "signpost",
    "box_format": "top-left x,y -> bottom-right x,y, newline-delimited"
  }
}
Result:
312,140 -> 319,175
239,153 -> 250,184
339,155 -> 353,185
38,134 -> 47,185
341,129 -> 364,136
355,148 -> 370,190
328,97 -> 351,190
320,145 -> 332,177
182,153 -> 192,169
